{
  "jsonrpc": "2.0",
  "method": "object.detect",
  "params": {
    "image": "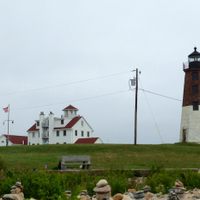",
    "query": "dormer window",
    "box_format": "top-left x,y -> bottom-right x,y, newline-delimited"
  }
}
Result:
61,119 -> 64,125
